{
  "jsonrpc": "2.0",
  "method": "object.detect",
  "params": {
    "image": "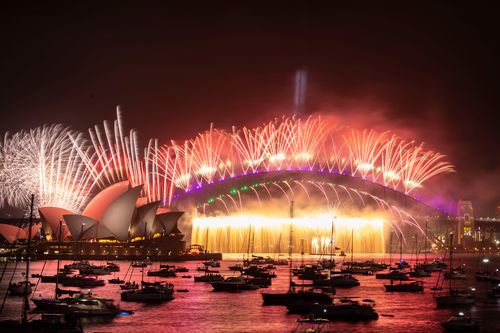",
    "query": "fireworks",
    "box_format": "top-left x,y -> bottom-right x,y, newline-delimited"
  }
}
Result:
153,115 -> 454,203
0,111 -> 454,213
0,124 -> 93,213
